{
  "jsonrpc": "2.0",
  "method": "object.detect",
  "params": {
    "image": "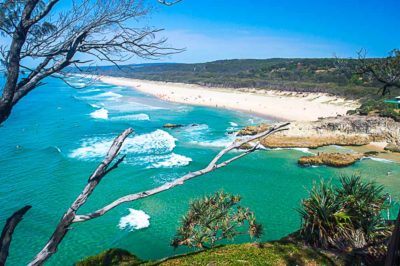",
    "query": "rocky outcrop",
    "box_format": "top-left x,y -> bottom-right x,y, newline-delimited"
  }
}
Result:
261,135 -> 370,148
237,123 -> 270,136
238,116 -> 400,150
298,153 -> 364,167
384,143 -> 400,153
